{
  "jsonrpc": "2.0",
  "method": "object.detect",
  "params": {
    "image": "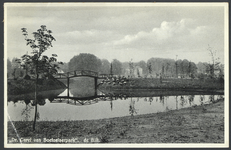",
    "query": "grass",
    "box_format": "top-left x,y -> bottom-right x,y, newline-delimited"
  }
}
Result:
7,98 -> 224,144
7,78 -> 66,95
